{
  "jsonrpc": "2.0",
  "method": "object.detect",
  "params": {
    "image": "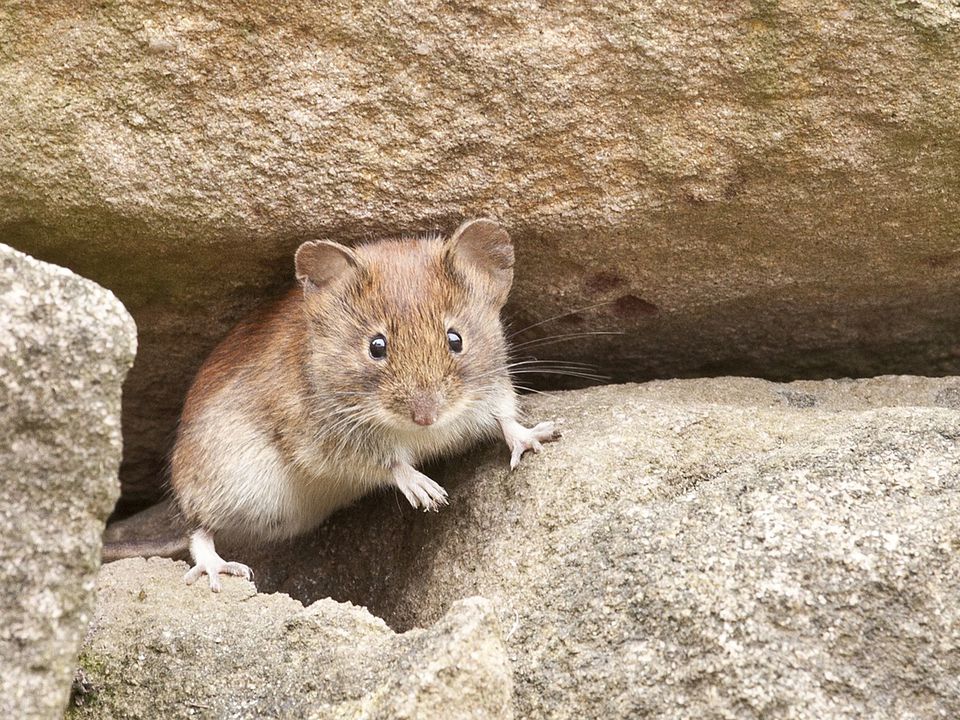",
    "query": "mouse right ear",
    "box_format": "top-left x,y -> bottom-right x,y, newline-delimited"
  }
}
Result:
295,240 -> 361,294
444,219 -> 515,306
